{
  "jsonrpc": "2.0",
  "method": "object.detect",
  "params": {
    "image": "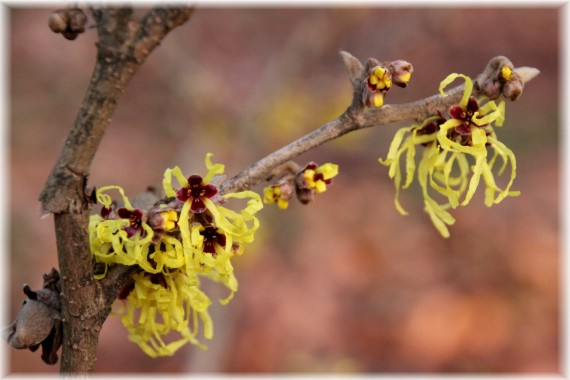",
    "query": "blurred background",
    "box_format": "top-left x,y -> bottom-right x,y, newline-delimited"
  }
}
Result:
8,5 -> 560,374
